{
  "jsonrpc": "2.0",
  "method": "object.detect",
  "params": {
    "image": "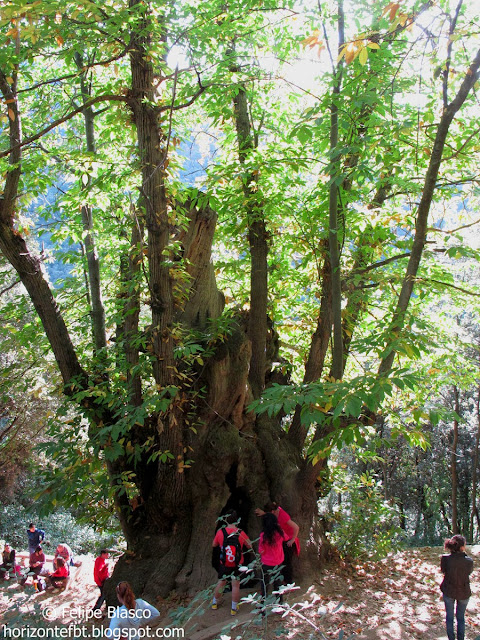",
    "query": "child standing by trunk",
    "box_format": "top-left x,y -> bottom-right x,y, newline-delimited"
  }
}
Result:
211,511 -> 251,616
258,512 -> 289,611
